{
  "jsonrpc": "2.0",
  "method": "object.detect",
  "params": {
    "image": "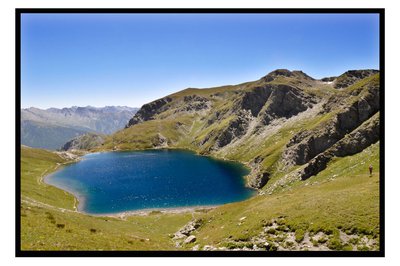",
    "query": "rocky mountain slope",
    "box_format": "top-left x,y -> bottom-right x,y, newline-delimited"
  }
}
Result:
99,69 -> 380,191
21,106 -> 138,150
60,133 -> 105,151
